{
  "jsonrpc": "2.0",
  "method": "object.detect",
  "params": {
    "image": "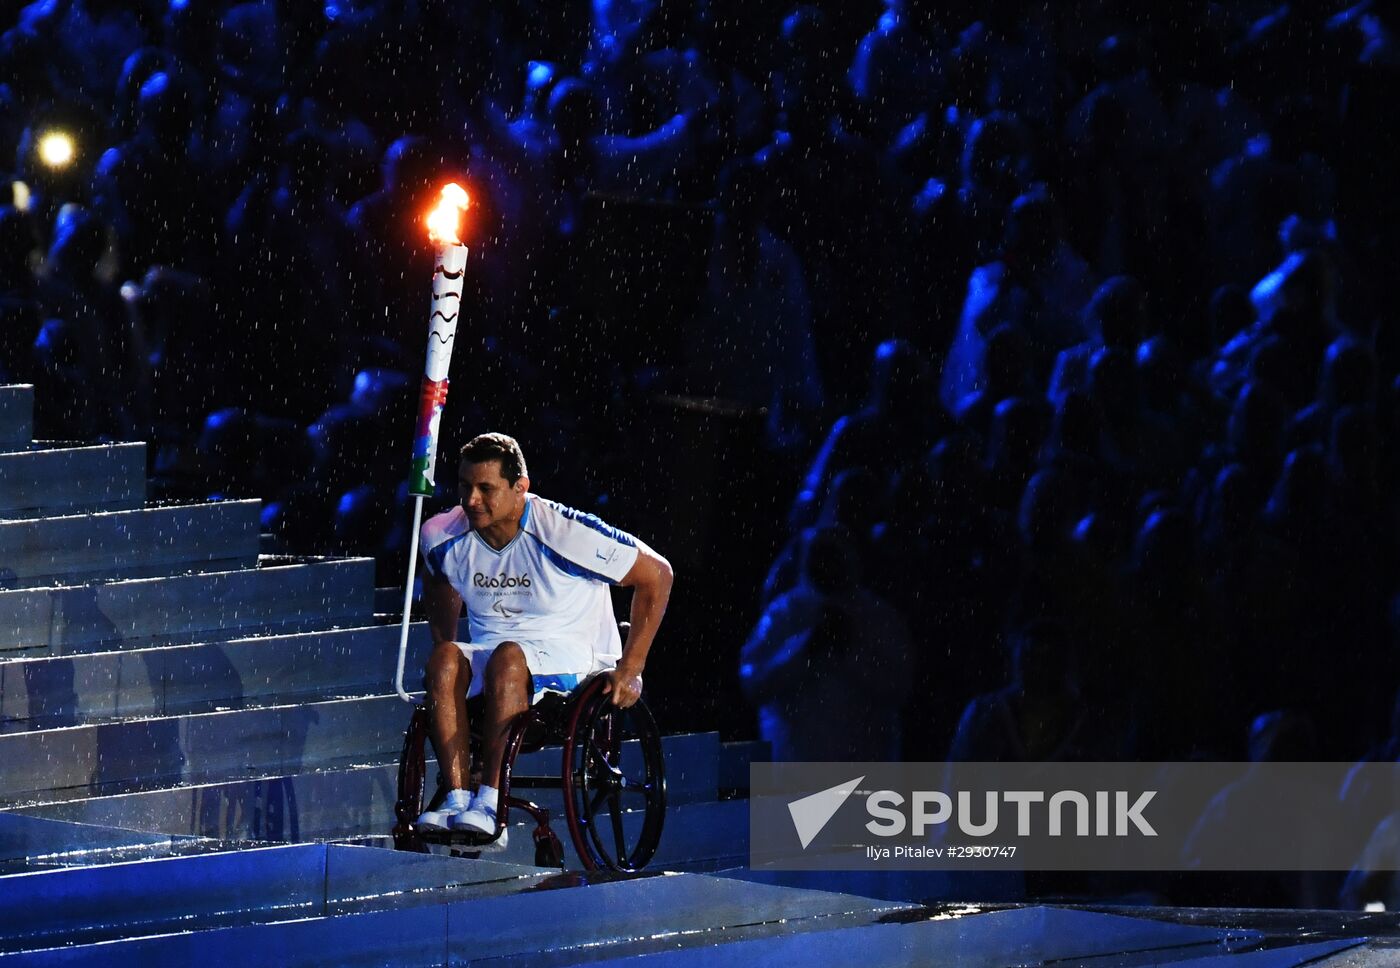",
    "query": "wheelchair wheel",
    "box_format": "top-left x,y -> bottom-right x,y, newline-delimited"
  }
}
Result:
561,676 -> 666,873
393,705 -> 433,852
